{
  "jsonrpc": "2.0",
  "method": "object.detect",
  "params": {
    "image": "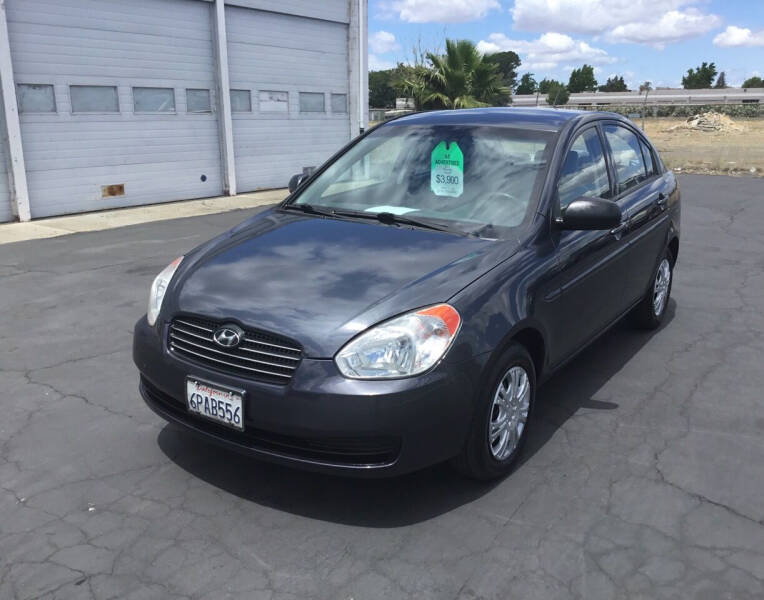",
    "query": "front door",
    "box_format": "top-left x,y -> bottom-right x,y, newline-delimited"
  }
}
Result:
549,124 -> 630,366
